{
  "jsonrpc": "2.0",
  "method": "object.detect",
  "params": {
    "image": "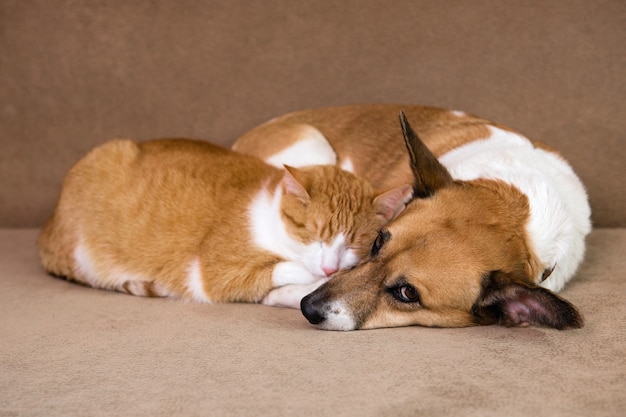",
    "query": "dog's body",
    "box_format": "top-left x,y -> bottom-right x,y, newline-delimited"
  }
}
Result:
233,104 -> 591,330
